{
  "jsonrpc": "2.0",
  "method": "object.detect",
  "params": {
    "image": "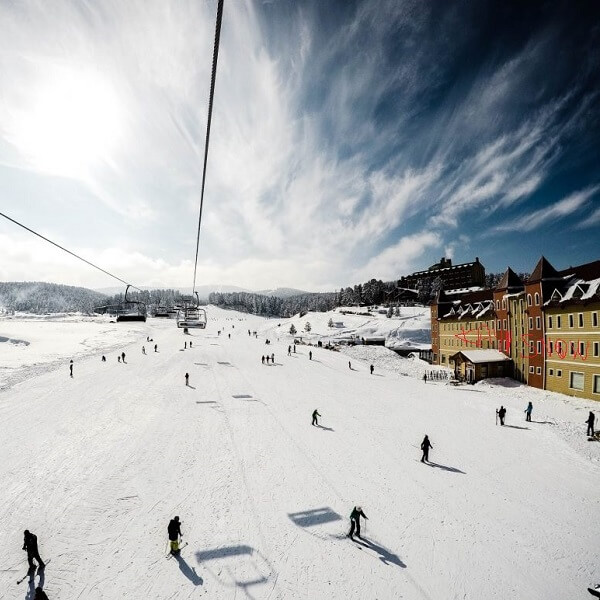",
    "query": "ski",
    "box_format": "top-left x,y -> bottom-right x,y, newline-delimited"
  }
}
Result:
166,541 -> 188,558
